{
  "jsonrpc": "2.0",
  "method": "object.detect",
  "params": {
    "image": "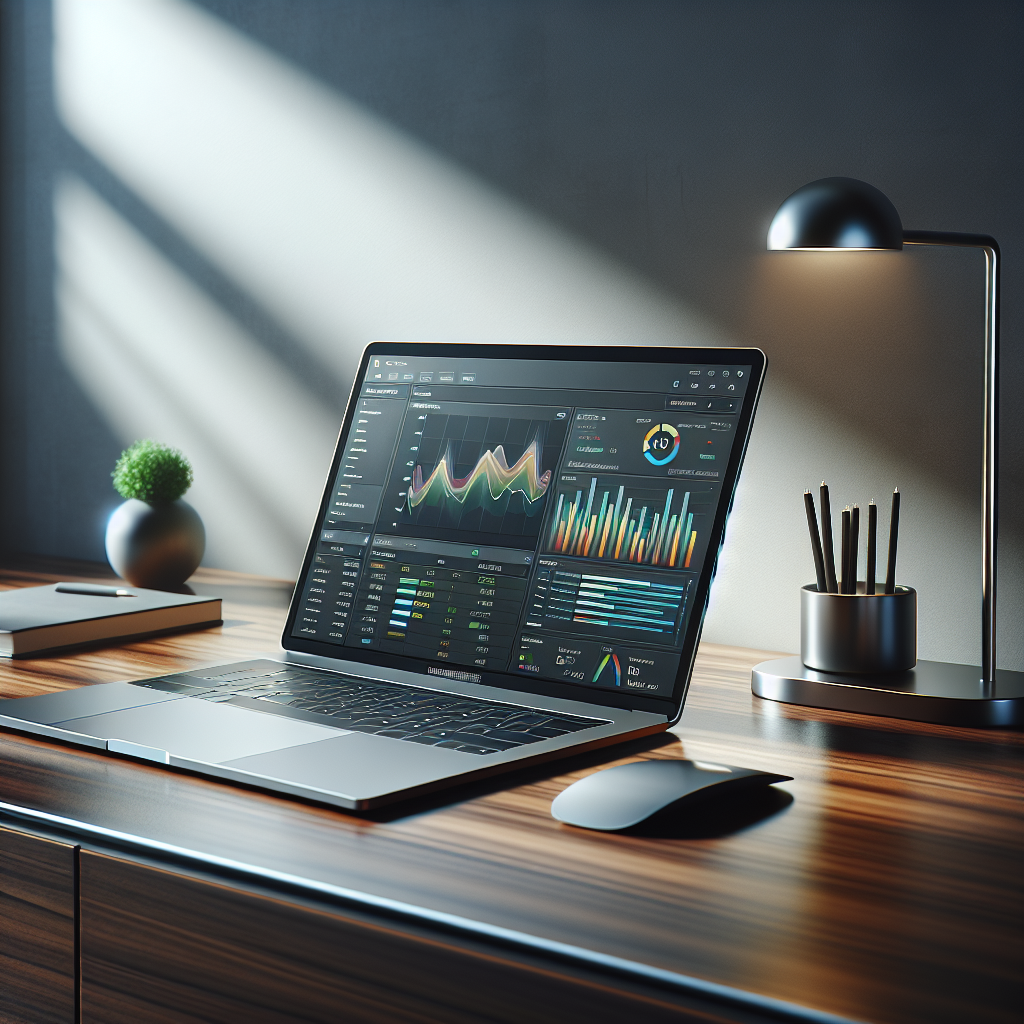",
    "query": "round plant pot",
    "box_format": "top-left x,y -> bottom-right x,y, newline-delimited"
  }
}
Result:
105,499 -> 205,590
